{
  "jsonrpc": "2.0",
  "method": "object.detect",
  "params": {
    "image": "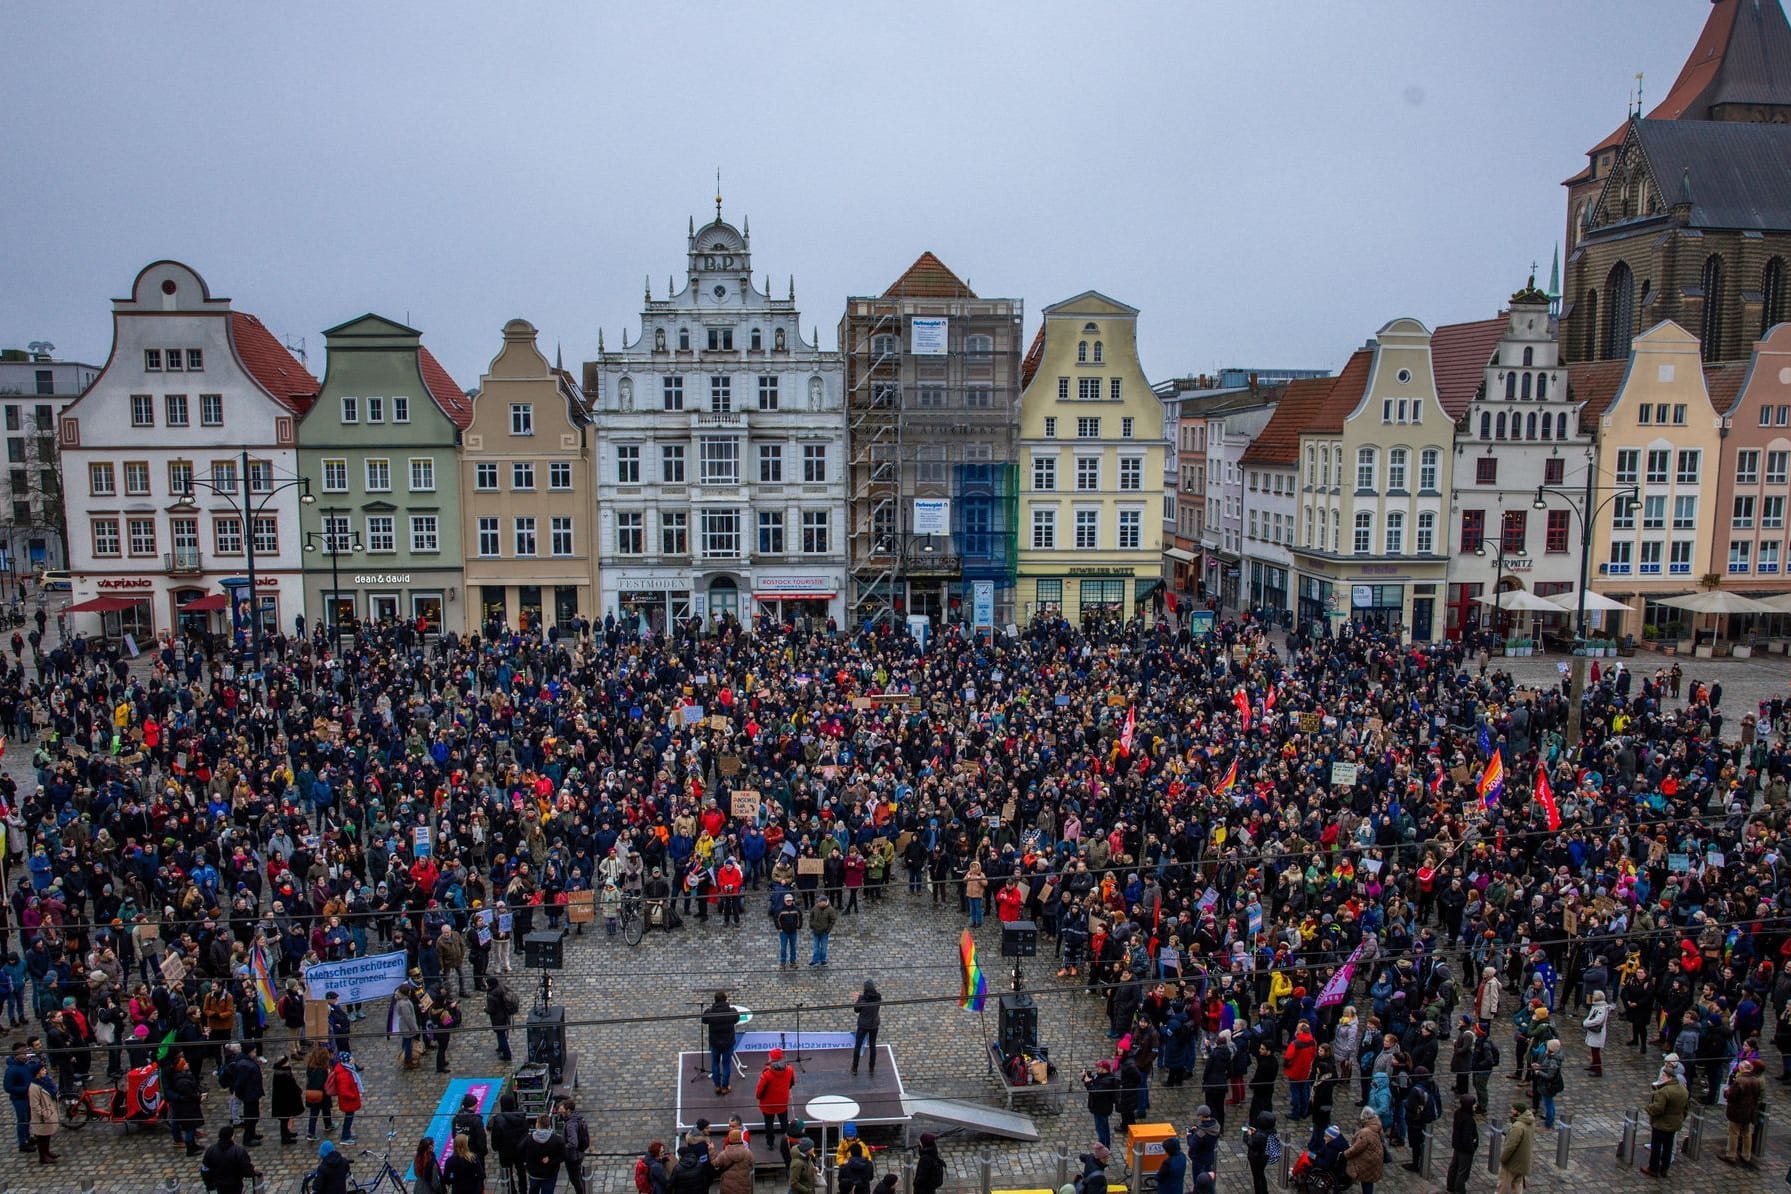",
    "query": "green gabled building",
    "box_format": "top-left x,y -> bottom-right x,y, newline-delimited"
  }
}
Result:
297,314 -> 471,636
